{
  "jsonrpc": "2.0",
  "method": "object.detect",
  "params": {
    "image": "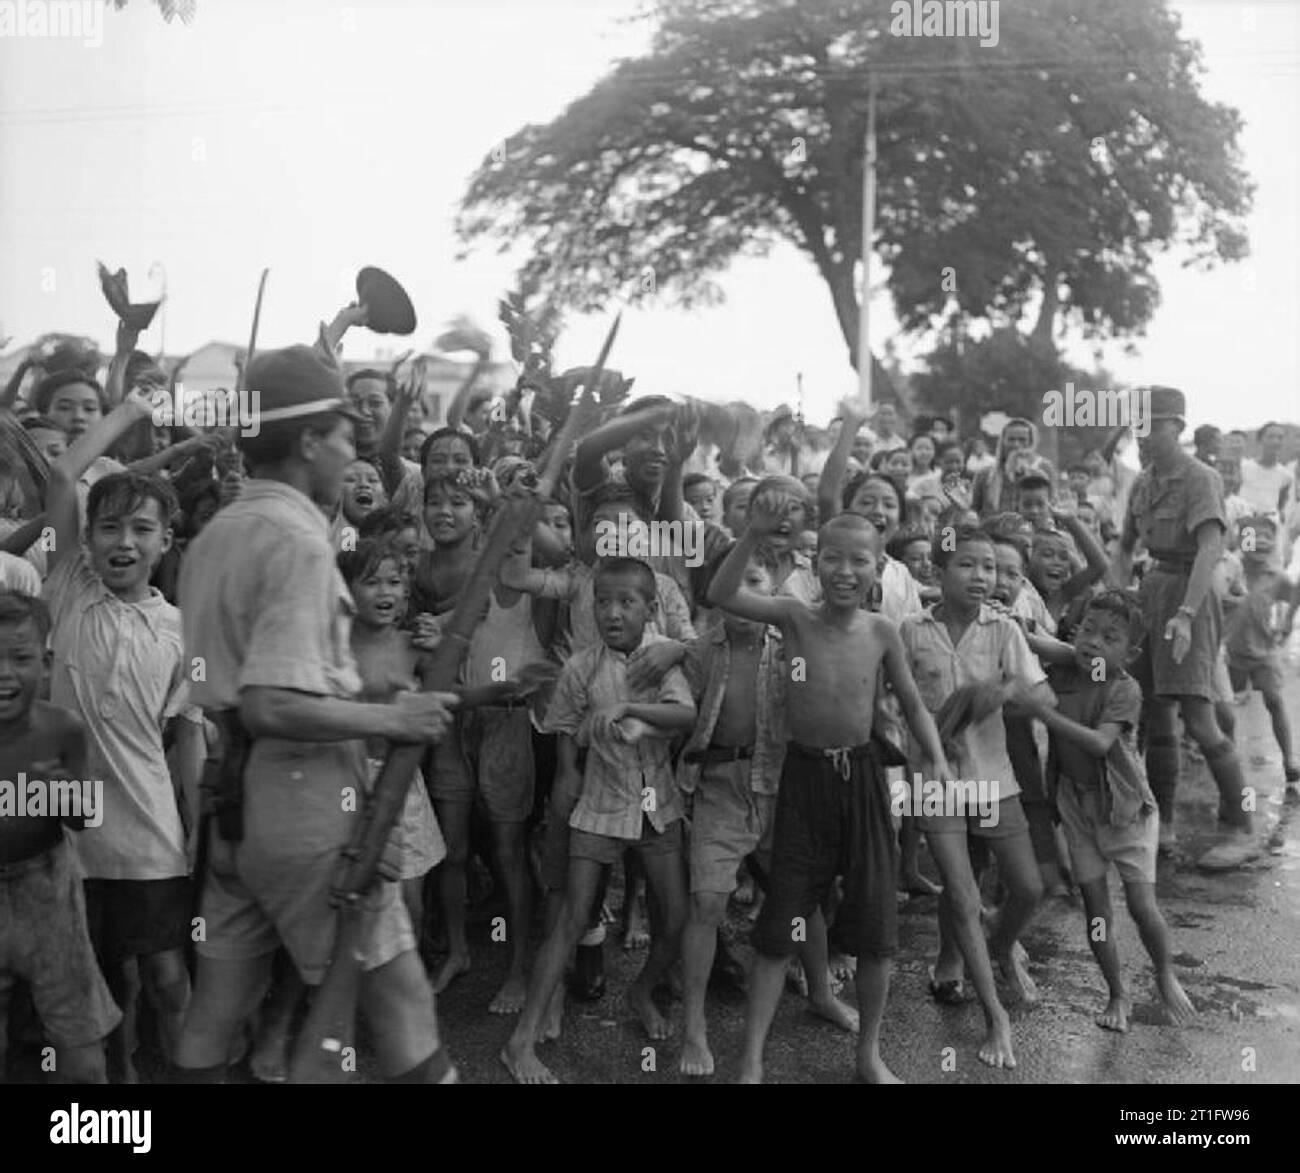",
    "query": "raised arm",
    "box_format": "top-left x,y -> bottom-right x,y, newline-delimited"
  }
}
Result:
573,402 -> 675,493
0,514 -> 48,557
377,367 -> 420,496
1055,510 -> 1109,599
46,388 -> 156,571
706,526 -> 797,627
444,357 -> 490,432
818,403 -> 868,523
